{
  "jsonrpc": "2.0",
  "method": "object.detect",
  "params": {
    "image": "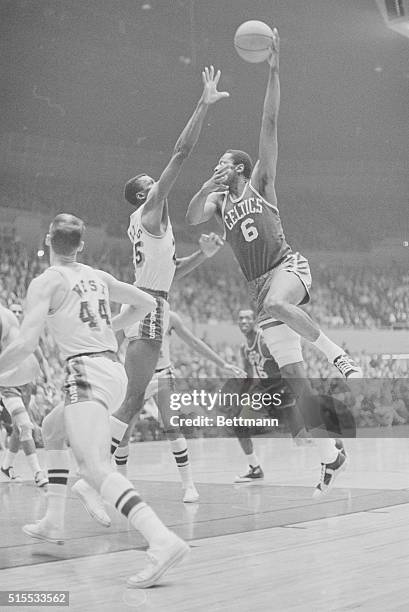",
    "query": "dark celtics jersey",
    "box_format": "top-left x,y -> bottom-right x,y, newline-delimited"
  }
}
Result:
220,181 -> 291,281
241,329 -> 281,381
